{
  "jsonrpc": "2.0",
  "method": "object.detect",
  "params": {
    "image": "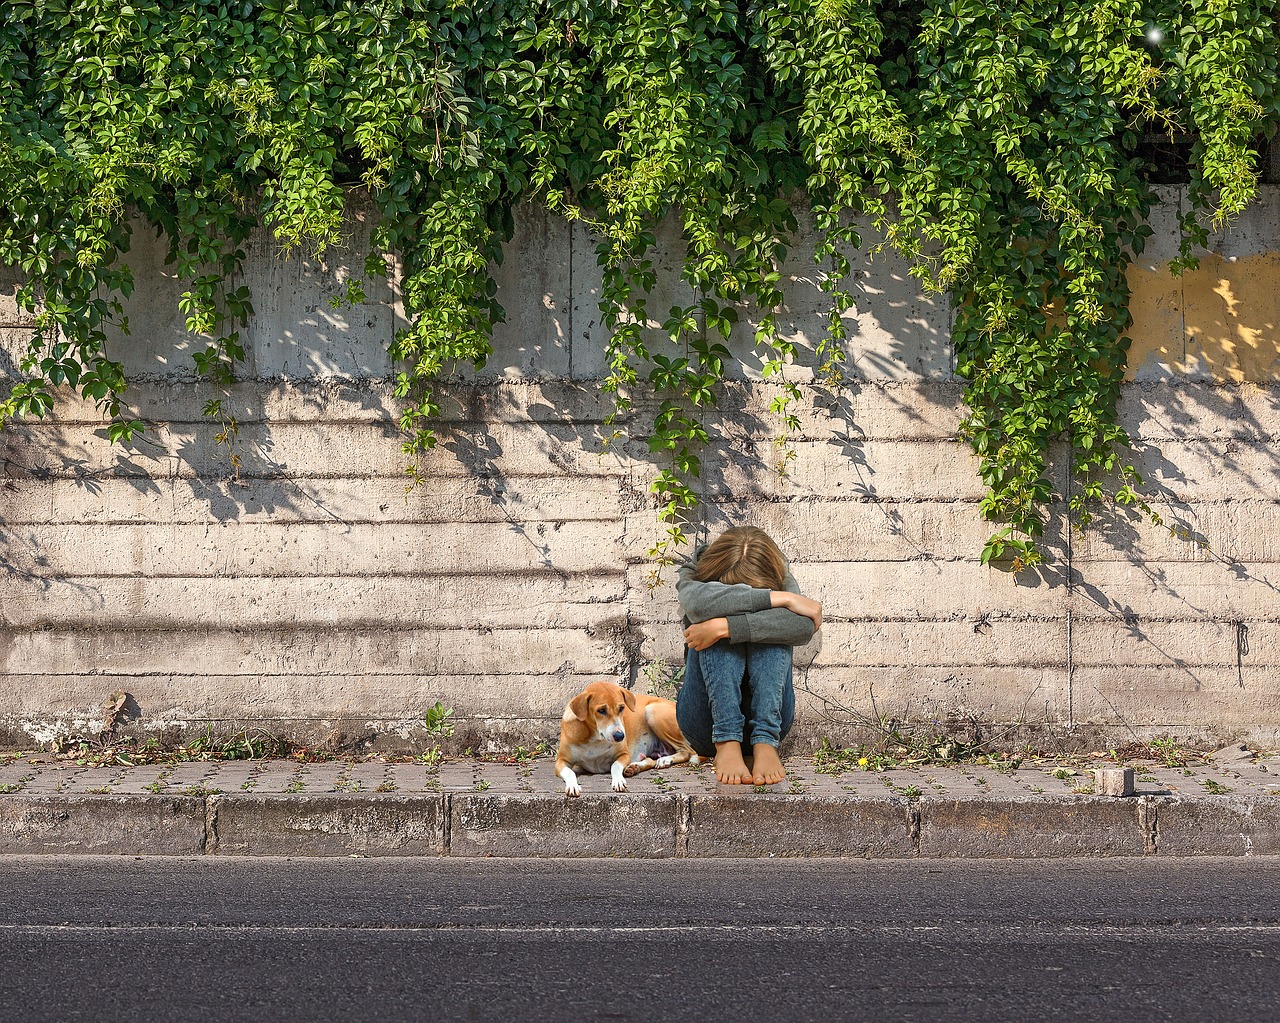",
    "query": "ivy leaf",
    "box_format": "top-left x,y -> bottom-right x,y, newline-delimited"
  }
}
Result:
751,119 -> 789,152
